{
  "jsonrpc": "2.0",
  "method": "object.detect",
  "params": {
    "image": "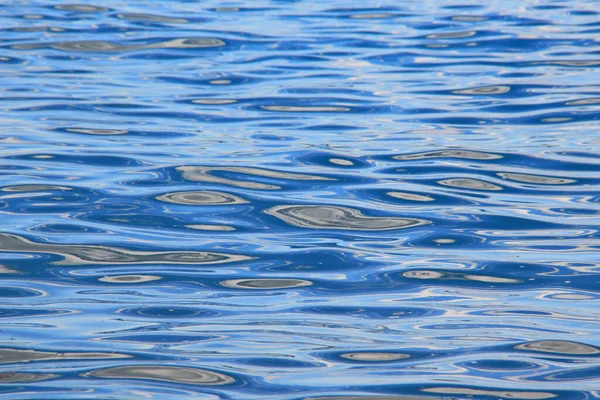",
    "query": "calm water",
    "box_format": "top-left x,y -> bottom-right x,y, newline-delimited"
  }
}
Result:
1,1 -> 600,399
